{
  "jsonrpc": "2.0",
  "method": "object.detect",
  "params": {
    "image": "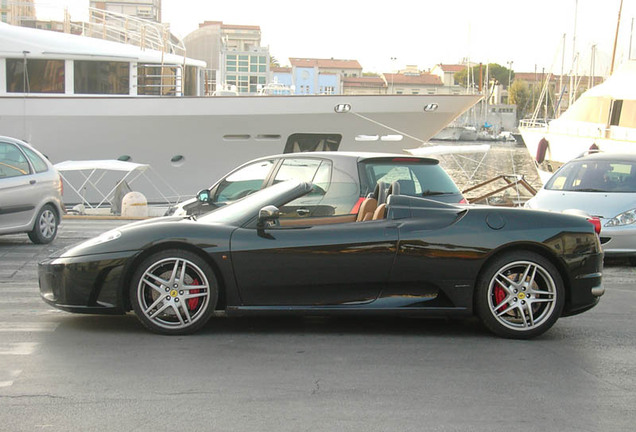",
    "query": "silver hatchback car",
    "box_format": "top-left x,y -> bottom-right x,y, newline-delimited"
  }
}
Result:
0,136 -> 64,244
525,152 -> 636,259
